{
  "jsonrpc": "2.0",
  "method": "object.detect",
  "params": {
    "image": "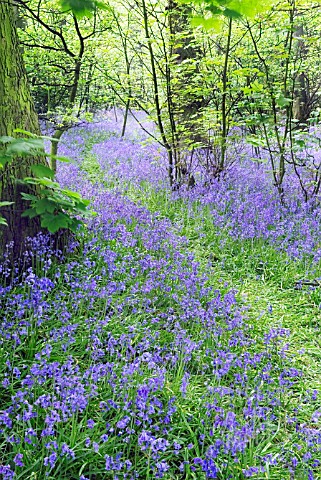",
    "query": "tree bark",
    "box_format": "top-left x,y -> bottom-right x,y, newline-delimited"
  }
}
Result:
292,23 -> 309,128
0,0 -> 45,261
168,0 -> 204,184
168,2 -> 204,140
